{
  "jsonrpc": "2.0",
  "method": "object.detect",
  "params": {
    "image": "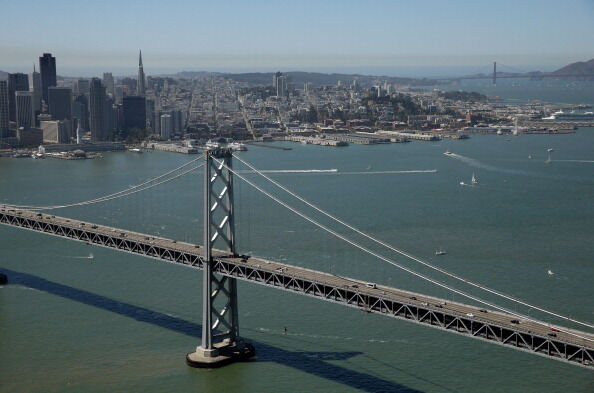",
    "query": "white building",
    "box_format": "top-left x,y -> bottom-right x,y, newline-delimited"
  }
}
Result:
160,114 -> 172,139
